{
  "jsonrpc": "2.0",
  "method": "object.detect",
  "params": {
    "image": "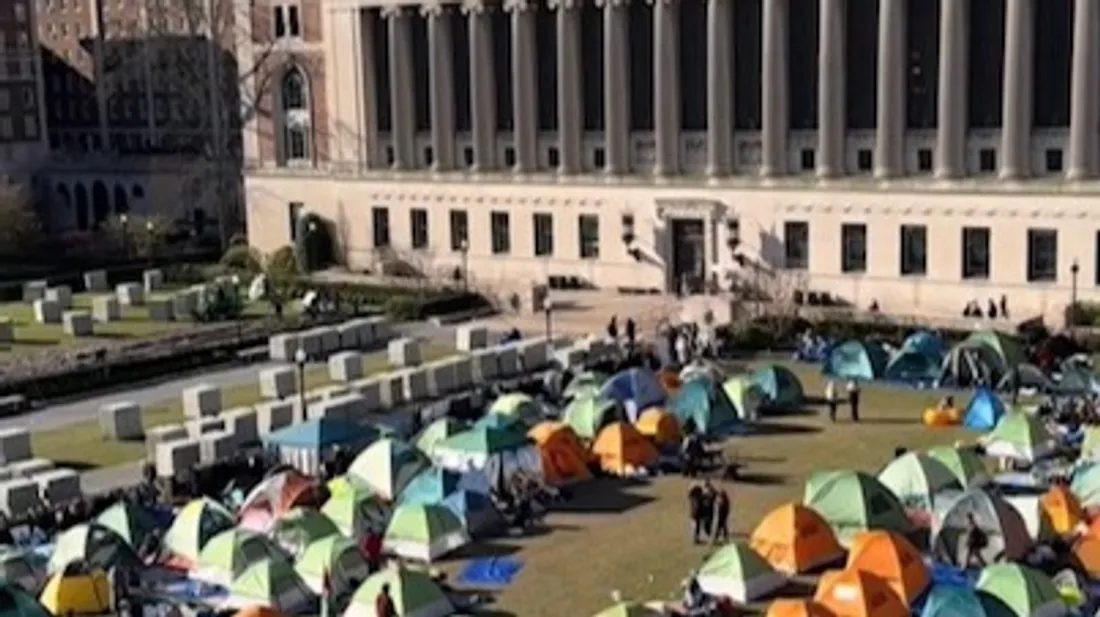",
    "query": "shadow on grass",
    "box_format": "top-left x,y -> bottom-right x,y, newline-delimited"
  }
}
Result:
9,338 -> 60,347
735,471 -> 789,486
750,421 -> 822,436
48,460 -> 98,472
450,540 -> 523,561
762,406 -> 821,418
553,478 -> 655,515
